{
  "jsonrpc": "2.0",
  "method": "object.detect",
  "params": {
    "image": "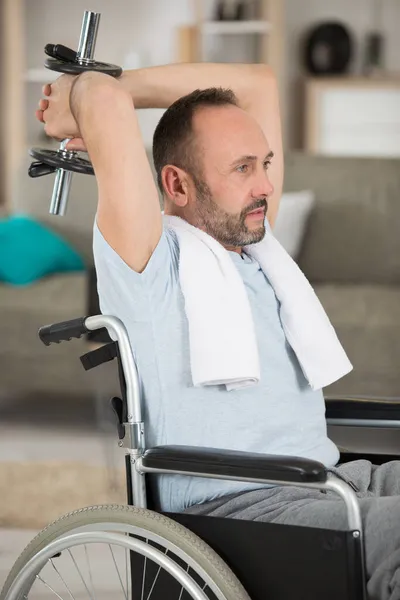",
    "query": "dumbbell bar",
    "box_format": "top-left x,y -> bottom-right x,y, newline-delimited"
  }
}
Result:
29,11 -> 122,216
